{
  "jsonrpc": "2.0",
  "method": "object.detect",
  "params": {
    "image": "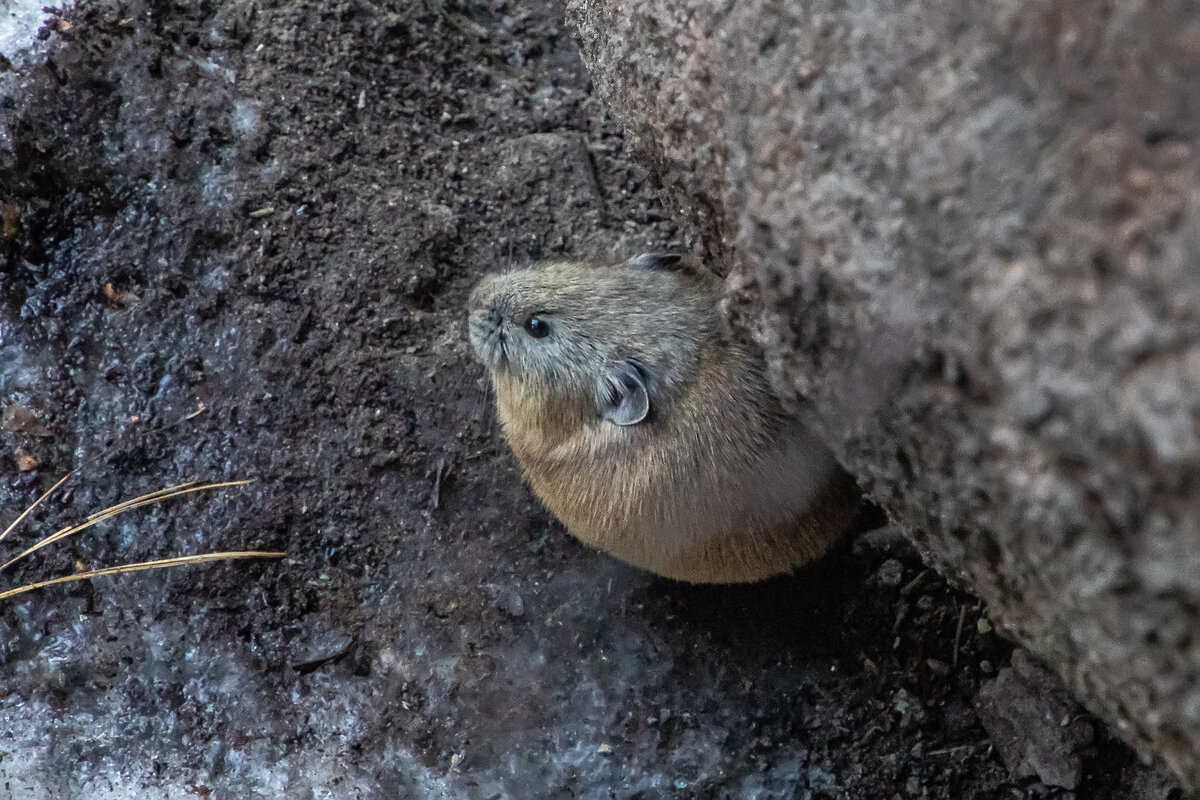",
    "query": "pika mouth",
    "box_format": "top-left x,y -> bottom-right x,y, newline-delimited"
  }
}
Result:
468,312 -> 509,372
493,332 -> 509,370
